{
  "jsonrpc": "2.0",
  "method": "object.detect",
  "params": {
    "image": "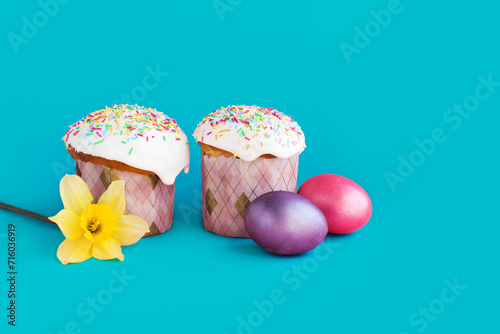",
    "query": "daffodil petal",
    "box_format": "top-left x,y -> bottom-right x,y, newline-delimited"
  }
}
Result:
49,209 -> 84,240
92,238 -> 124,261
98,180 -> 126,217
57,236 -> 92,265
60,175 -> 93,215
112,215 -> 150,246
